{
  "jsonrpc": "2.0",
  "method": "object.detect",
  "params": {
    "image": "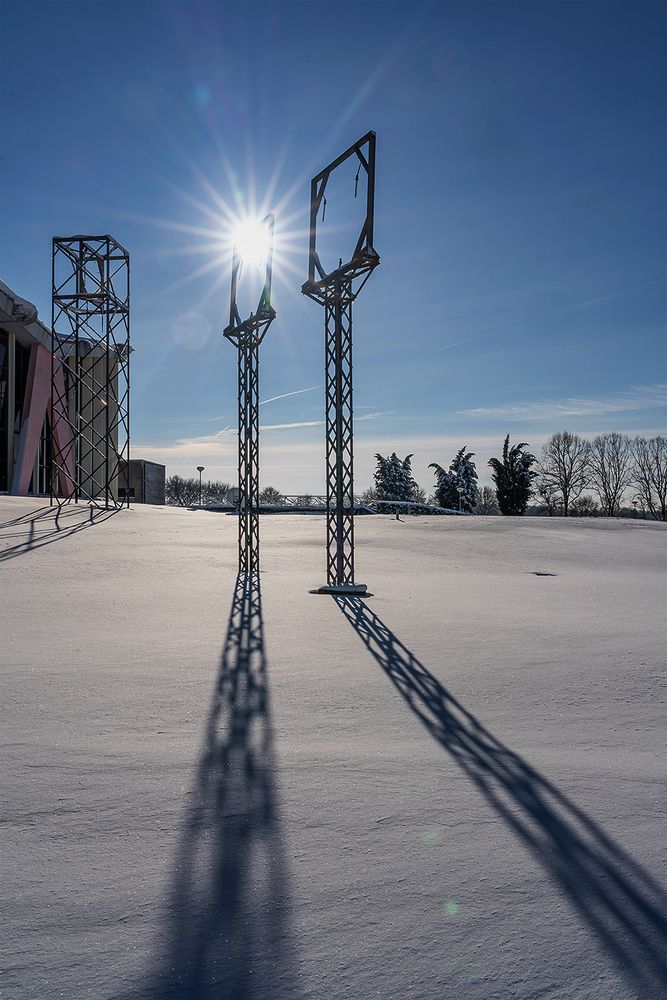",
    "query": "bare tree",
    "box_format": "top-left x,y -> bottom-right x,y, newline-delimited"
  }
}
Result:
204,480 -> 231,505
537,431 -> 590,516
166,475 -> 200,506
474,485 -> 500,515
588,432 -> 633,516
632,436 -> 667,521
570,495 -> 599,517
534,477 -> 561,516
359,486 -> 379,504
259,486 -> 284,505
